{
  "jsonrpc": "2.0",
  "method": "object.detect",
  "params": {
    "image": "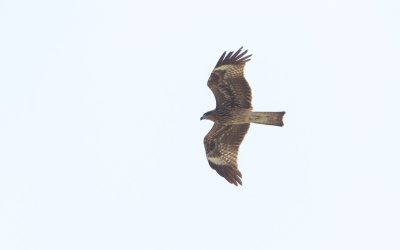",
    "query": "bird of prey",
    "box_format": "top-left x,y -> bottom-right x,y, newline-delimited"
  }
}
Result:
201,47 -> 285,186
